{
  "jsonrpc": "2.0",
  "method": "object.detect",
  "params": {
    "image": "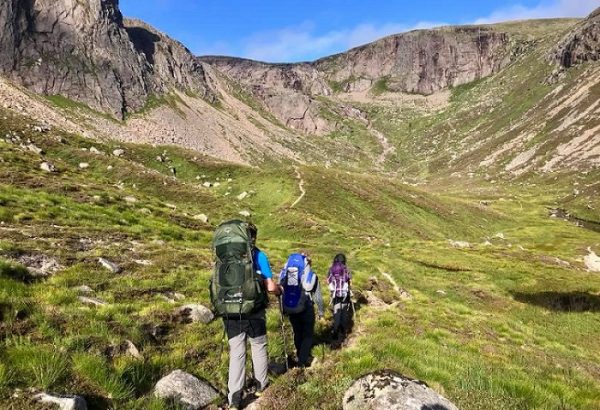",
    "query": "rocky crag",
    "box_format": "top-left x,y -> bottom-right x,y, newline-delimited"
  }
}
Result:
0,0 -> 213,119
0,1 -> 598,175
